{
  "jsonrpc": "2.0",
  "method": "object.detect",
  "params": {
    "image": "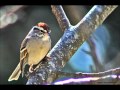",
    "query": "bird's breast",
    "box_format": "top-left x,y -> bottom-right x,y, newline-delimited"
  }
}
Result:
26,37 -> 51,65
